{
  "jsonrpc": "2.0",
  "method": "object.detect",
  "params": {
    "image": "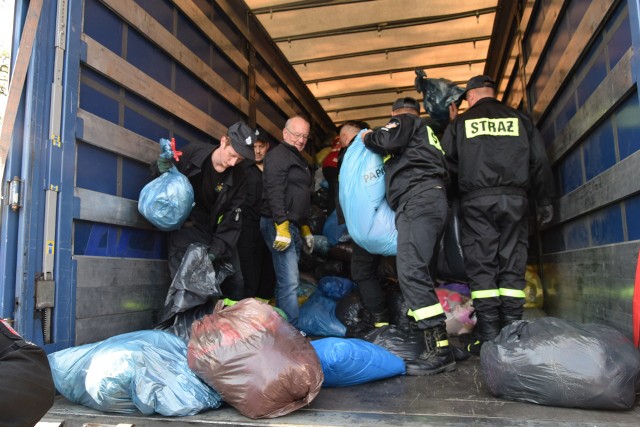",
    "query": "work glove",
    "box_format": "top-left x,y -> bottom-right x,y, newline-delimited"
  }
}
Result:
157,156 -> 173,173
273,221 -> 292,251
301,225 -> 314,255
536,204 -> 553,226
